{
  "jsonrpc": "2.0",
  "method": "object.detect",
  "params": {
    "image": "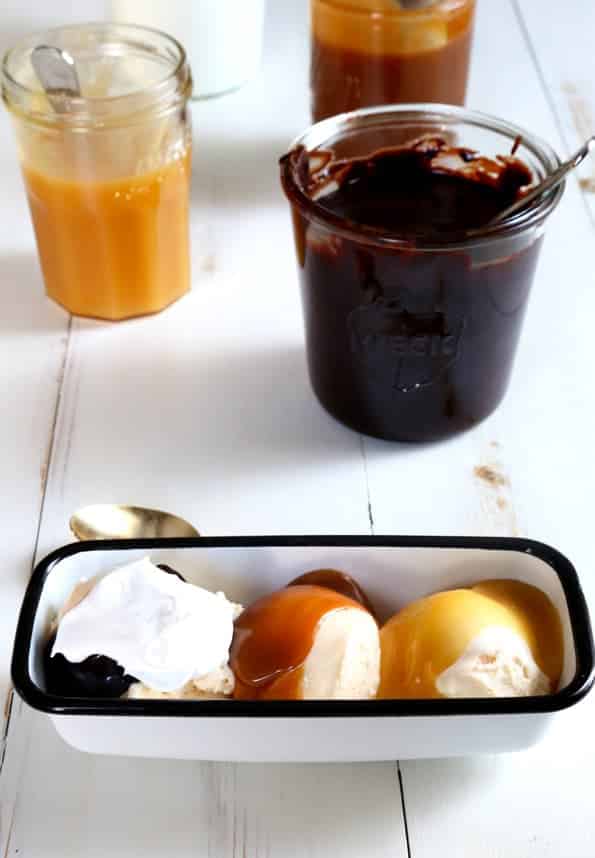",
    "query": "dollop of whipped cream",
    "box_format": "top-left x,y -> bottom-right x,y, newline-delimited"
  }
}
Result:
52,558 -> 242,693
435,625 -> 551,698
